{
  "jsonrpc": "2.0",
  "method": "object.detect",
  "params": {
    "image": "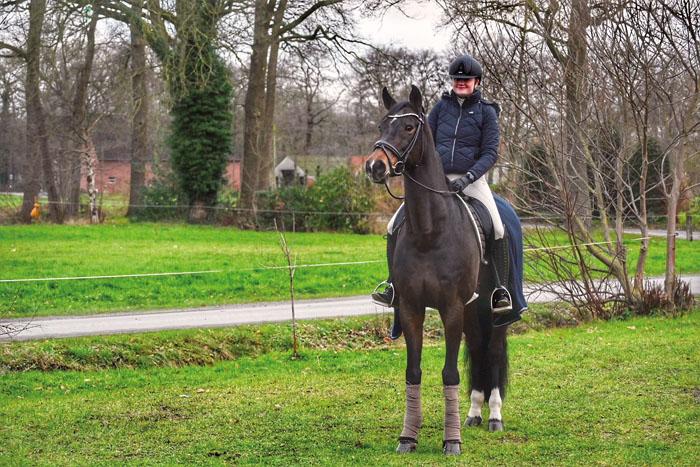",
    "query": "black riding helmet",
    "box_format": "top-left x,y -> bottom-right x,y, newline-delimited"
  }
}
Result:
449,55 -> 482,83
